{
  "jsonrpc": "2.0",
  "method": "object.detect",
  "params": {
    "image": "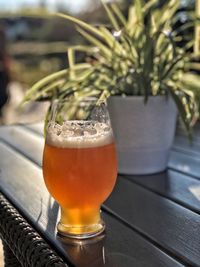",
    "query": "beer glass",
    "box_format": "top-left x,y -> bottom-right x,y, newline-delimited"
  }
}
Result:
43,98 -> 117,239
